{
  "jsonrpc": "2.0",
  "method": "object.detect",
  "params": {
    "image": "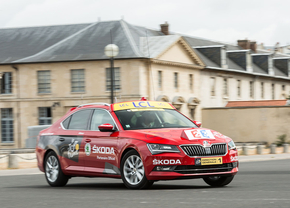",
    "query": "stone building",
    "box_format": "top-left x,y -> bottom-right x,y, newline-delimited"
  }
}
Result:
0,20 -> 289,148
